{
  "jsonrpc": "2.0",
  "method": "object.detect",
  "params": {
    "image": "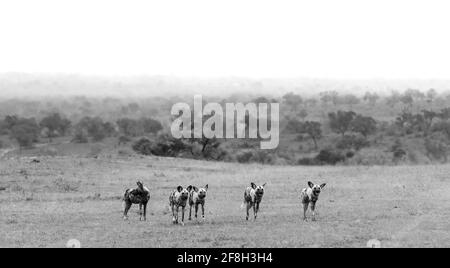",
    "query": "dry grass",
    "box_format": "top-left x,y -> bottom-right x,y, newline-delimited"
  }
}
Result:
0,155 -> 449,248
